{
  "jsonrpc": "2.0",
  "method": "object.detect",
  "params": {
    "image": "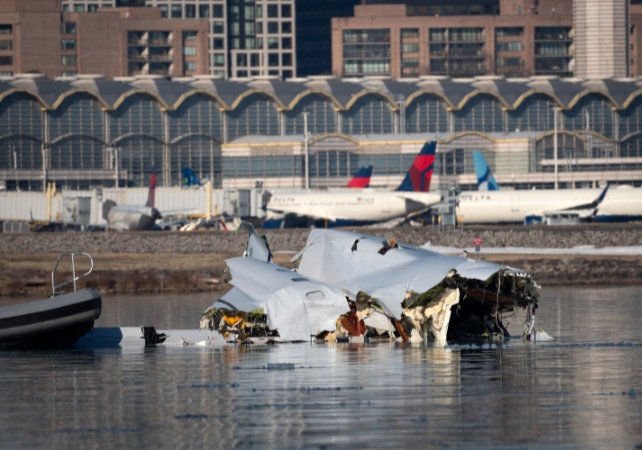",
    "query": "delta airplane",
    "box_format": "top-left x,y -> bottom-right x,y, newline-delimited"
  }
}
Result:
103,171 -> 162,231
457,152 -> 642,224
263,142 -> 442,228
